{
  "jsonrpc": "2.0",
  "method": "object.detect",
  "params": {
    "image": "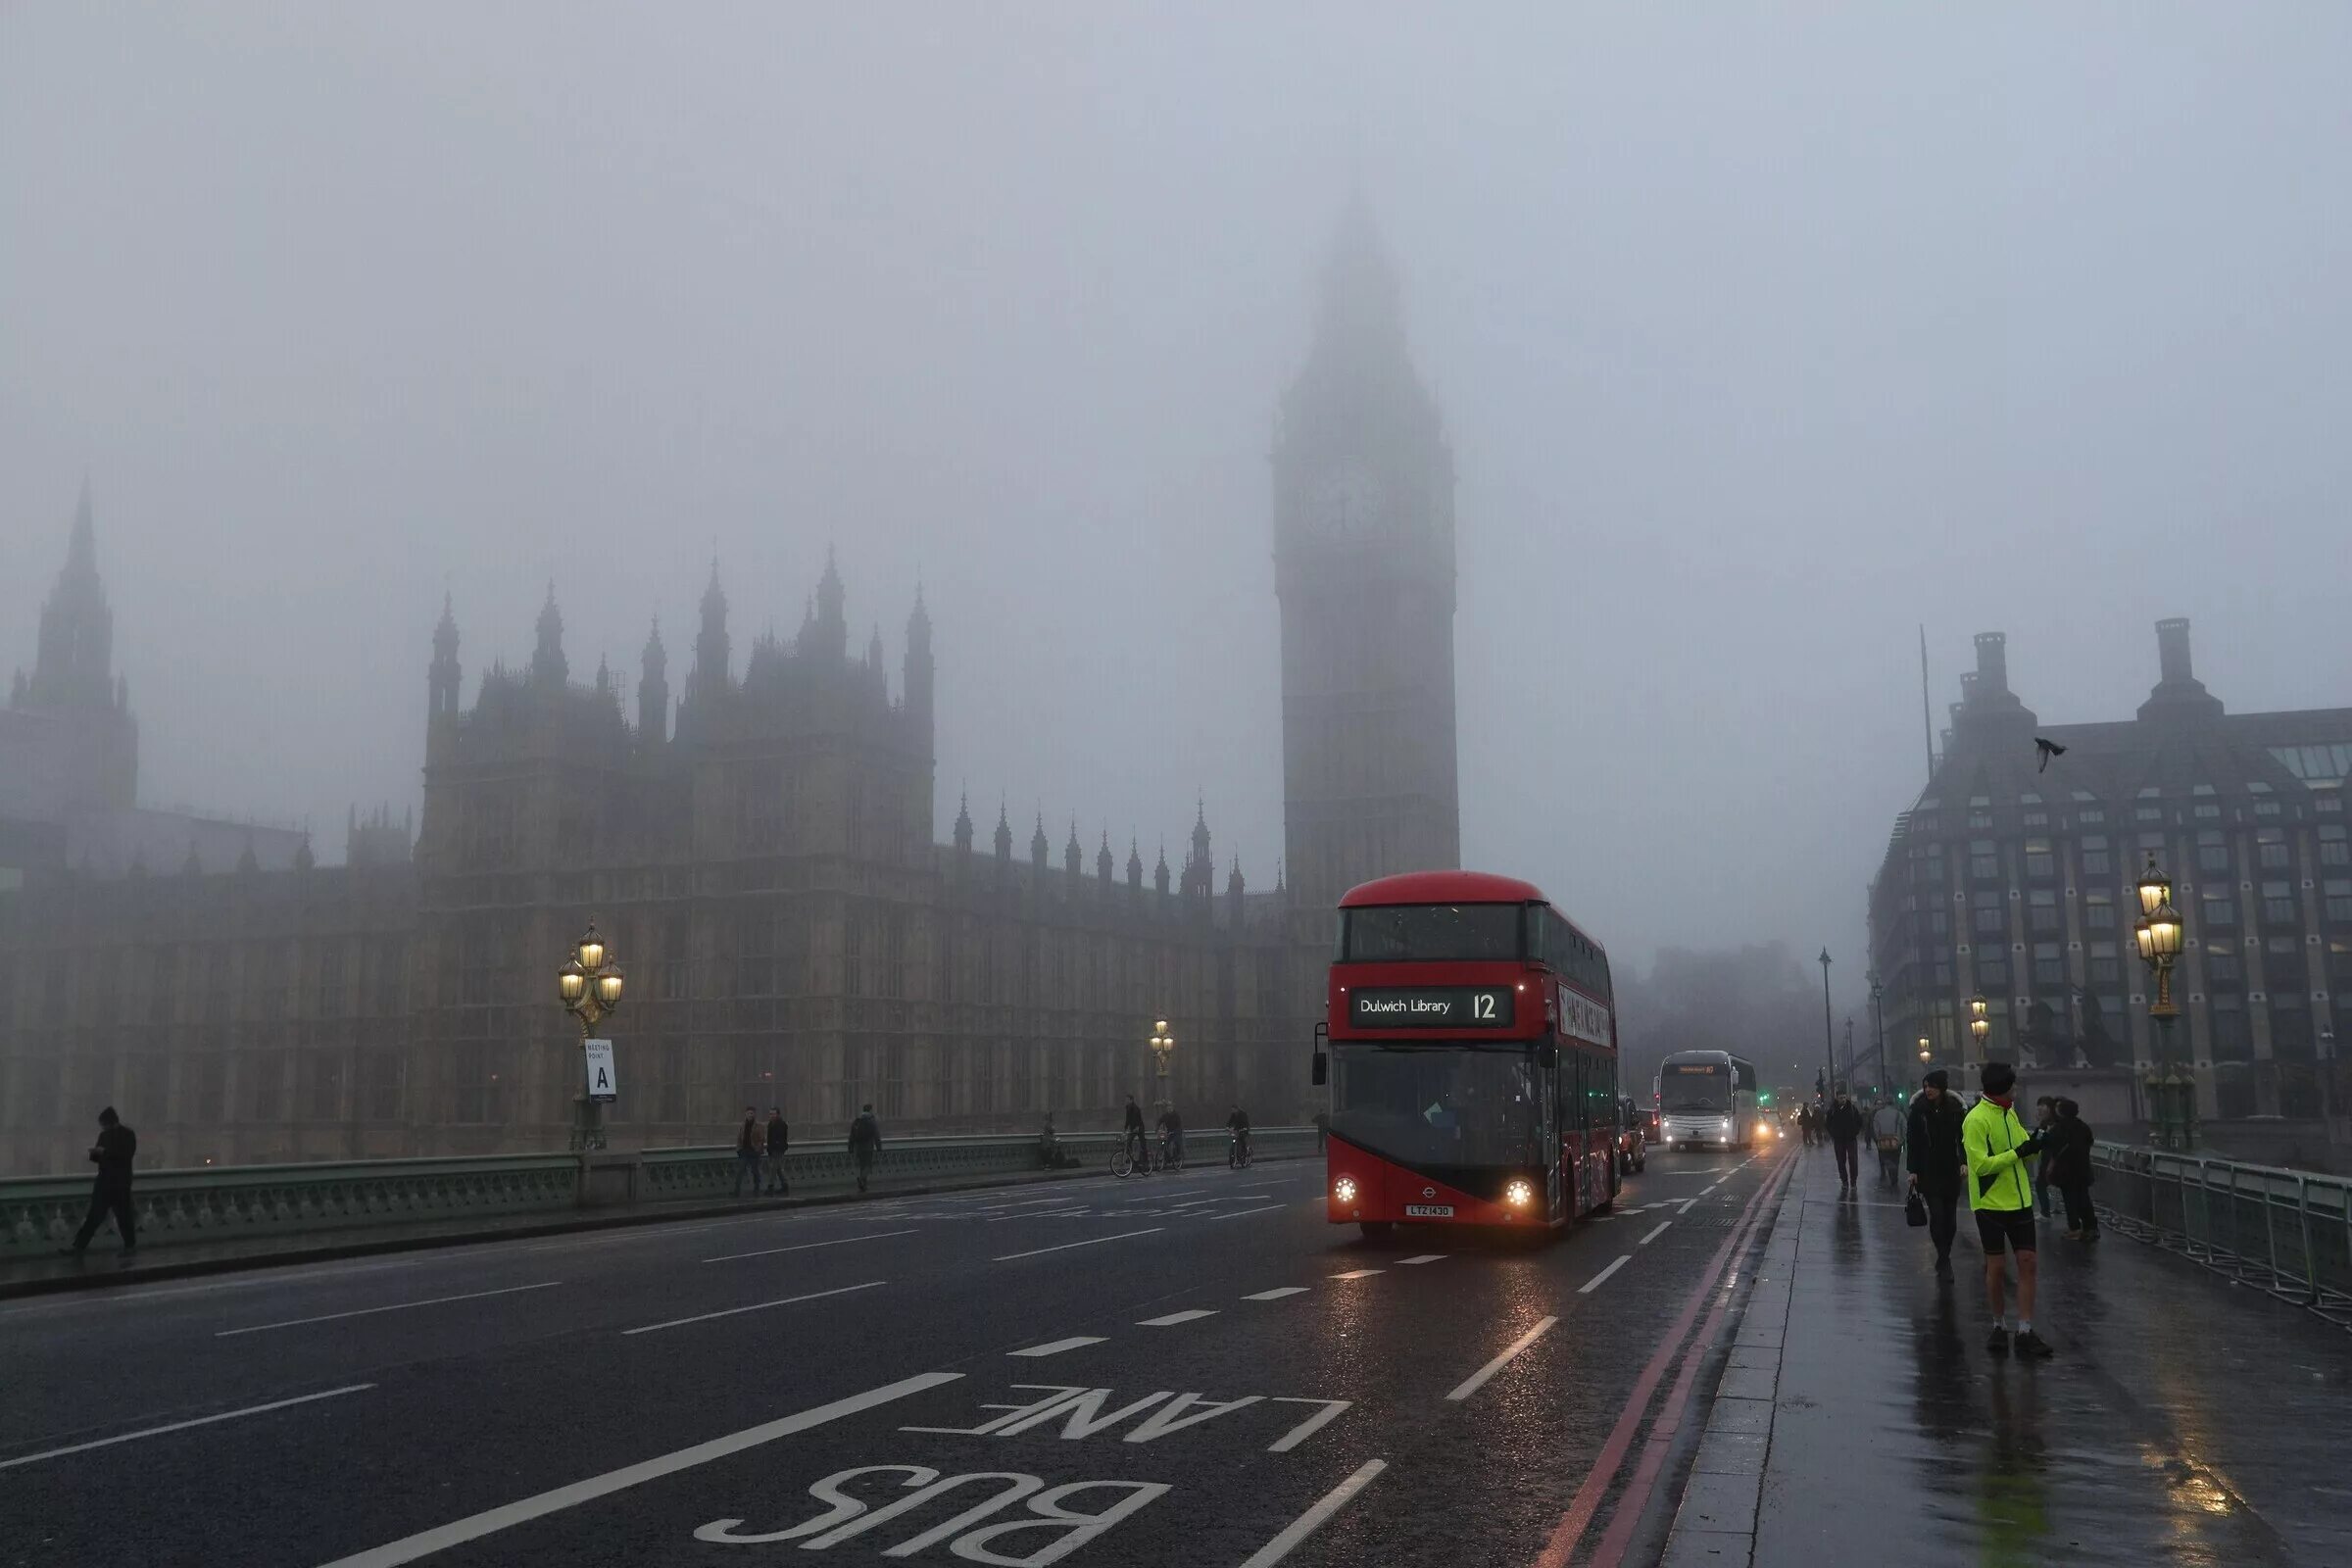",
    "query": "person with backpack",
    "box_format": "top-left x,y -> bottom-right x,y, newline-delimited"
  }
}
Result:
1964,1062 -> 2053,1358
2051,1098 -> 2100,1242
61,1106 -> 138,1256
764,1106 -> 791,1195
848,1103 -> 882,1193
